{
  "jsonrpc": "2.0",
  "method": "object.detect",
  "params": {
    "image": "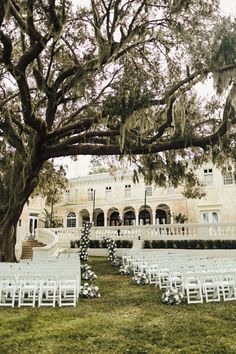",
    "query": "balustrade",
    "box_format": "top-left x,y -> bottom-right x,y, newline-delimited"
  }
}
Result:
45,223 -> 236,242
33,229 -> 59,259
